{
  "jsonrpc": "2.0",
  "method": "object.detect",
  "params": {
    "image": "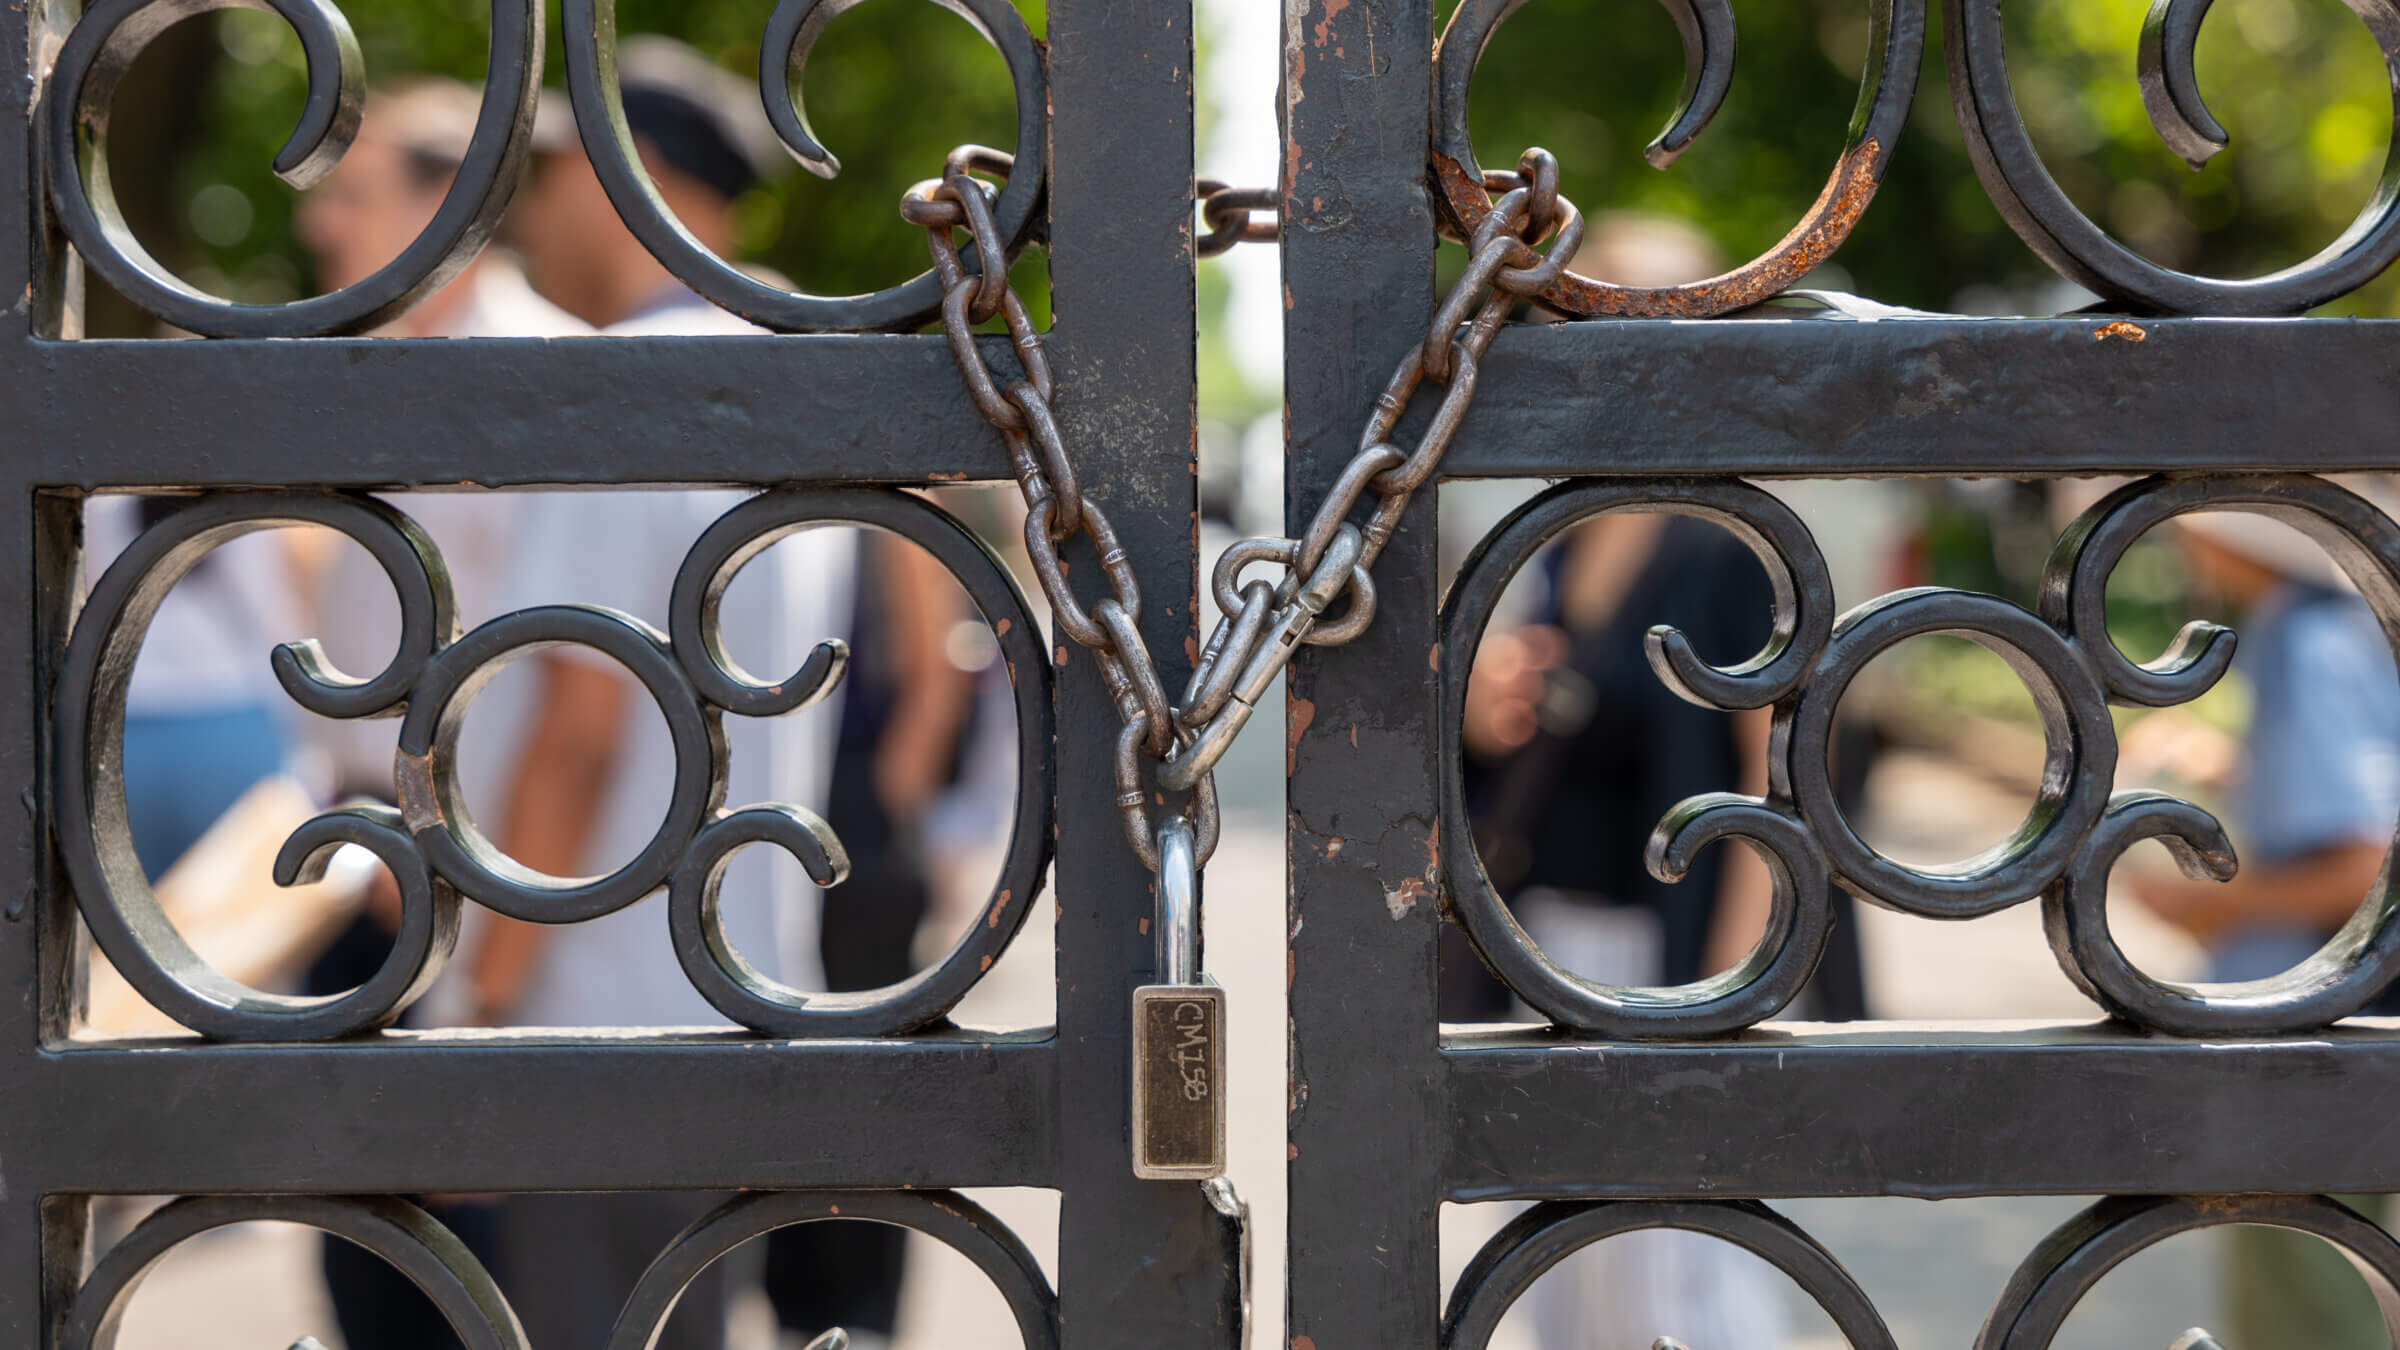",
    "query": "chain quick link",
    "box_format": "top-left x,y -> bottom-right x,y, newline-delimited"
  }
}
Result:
910,144 -> 1582,866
